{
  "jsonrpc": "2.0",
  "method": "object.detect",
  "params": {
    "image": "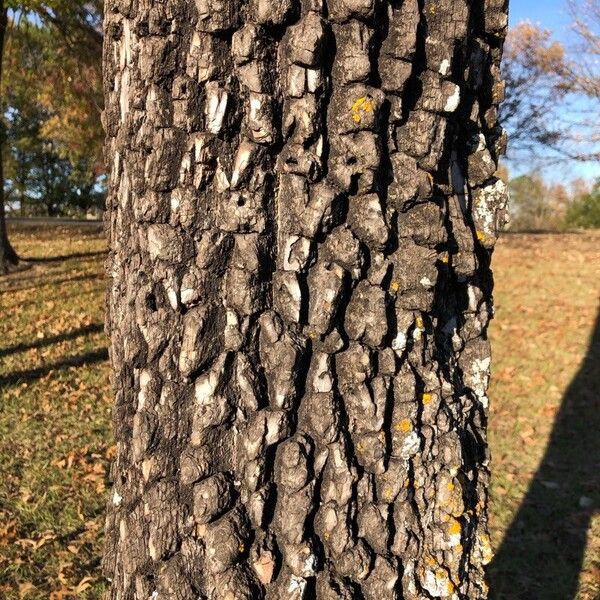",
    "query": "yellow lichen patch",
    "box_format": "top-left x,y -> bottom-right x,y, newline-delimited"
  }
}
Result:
422,392 -> 433,405
396,418 -> 412,433
476,230 -> 486,242
382,486 -> 394,501
447,481 -> 455,492
447,581 -> 455,594
238,543 -> 246,553
351,96 -> 375,124
425,555 -> 437,567
415,315 -> 424,329
480,533 -> 494,565
390,281 -> 400,292
441,253 -> 450,264
448,518 -> 462,536
356,442 -> 364,454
